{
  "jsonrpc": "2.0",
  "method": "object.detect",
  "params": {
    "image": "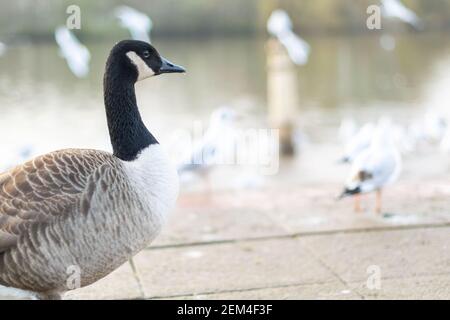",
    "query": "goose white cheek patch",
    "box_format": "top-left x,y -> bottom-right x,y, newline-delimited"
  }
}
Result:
126,51 -> 155,81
